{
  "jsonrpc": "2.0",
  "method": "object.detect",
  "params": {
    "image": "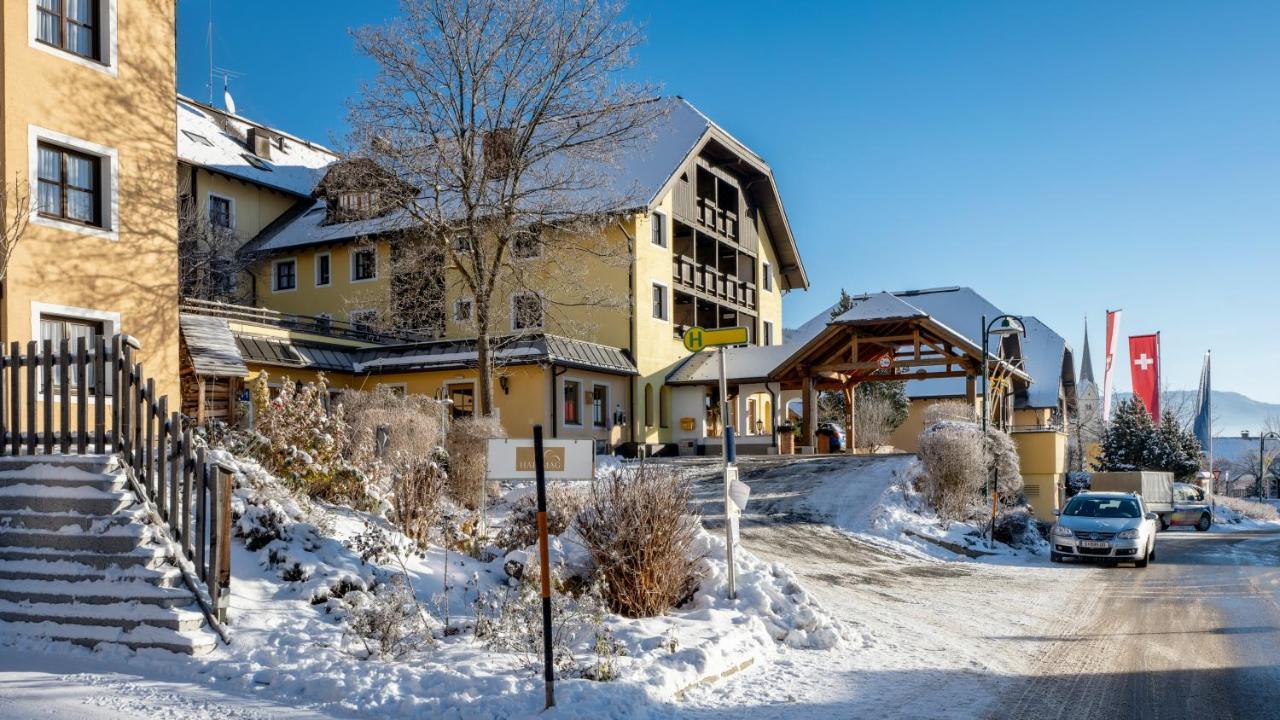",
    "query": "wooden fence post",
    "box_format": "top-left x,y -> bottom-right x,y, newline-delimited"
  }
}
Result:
41,339 -> 53,454
76,338 -> 87,455
94,336 -> 106,454
59,339 -> 70,454
26,341 -> 36,455
10,343 -> 20,456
